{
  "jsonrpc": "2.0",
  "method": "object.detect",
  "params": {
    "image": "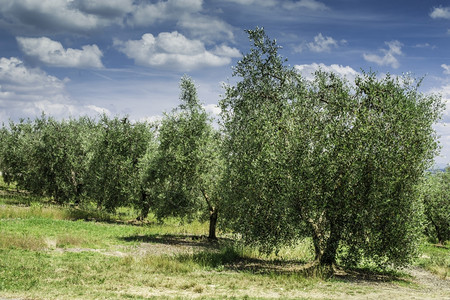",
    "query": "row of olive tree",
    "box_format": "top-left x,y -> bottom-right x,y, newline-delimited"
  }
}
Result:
0,28 -> 445,267
0,114 -> 153,208
0,77 -> 221,239
0,116 -> 95,203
